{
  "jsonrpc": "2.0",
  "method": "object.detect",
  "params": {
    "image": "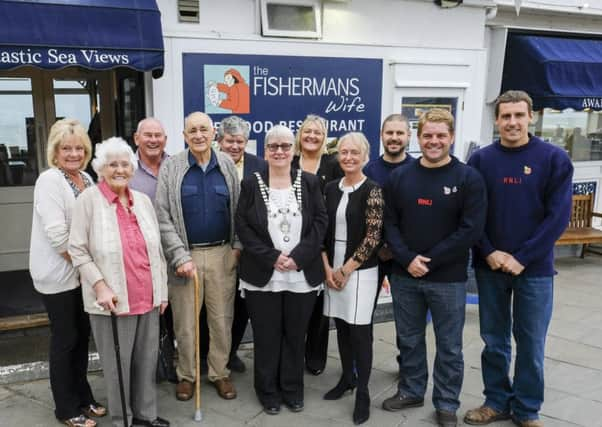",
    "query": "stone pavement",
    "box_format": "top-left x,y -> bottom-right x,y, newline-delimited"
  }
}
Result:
1,256 -> 601,426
